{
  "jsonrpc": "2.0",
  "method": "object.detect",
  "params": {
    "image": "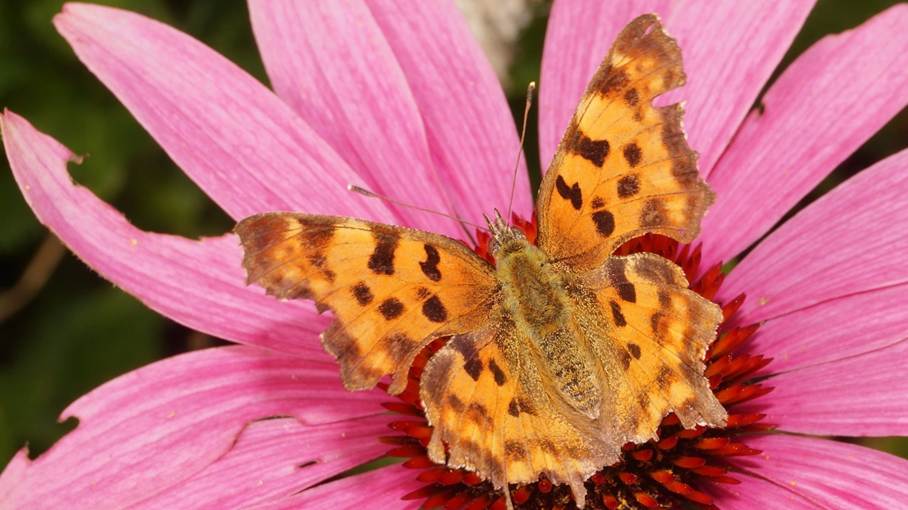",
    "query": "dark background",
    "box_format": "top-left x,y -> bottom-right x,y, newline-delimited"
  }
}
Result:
1,0 -> 906,466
